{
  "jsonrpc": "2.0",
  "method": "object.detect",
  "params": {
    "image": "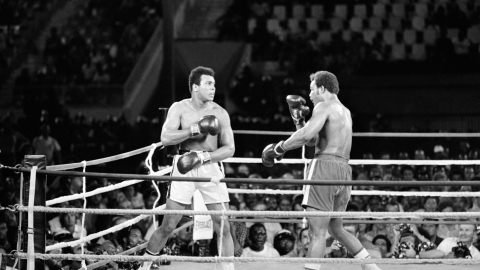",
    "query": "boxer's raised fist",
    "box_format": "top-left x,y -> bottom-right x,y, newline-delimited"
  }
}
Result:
286,95 -> 310,126
191,115 -> 219,137
262,141 -> 286,167
177,151 -> 211,174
